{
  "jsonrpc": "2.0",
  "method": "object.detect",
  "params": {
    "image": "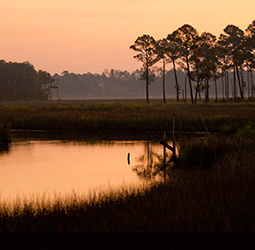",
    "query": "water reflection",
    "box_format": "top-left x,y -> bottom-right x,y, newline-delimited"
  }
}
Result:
0,137 -> 179,201
132,141 -> 178,181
